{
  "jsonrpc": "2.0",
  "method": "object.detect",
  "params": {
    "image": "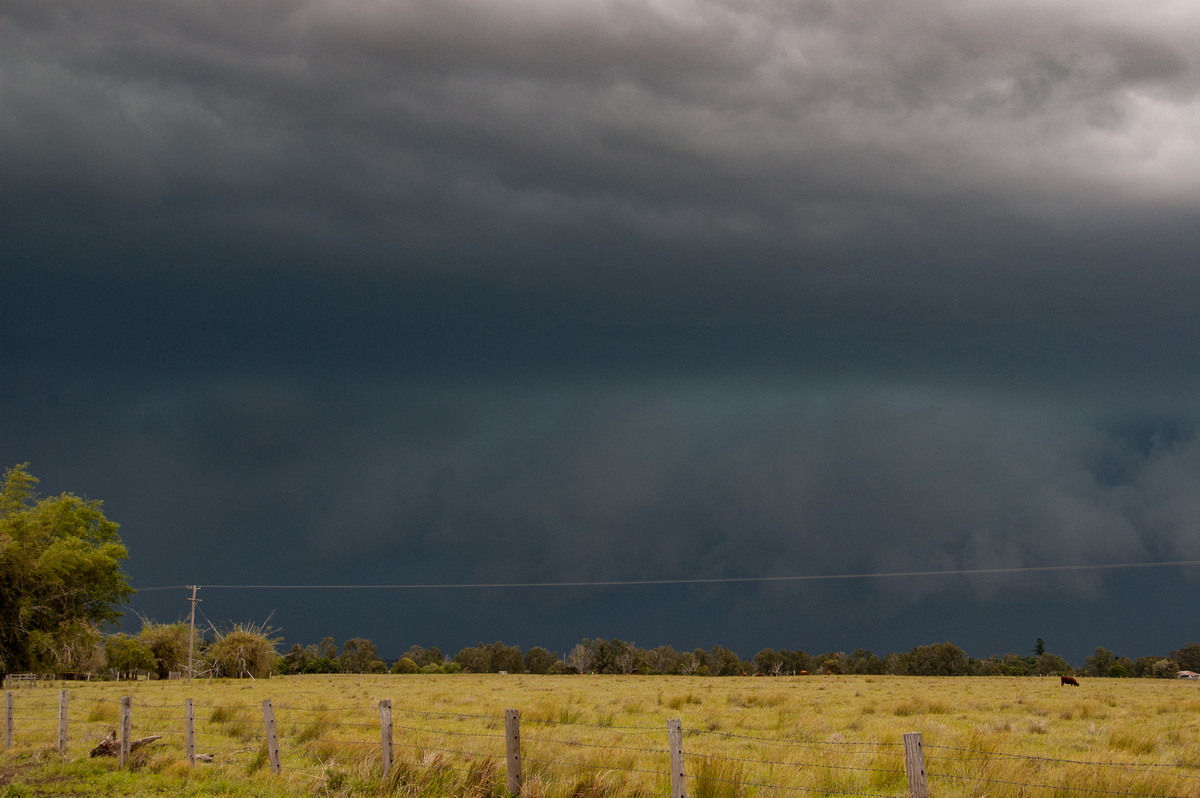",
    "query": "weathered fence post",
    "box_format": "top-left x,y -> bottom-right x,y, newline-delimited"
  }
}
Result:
505,709 -> 522,796
262,698 -> 282,774
667,718 -> 686,798
185,698 -> 196,765
57,689 -> 69,758
903,732 -> 929,798
119,696 -> 132,768
4,691 -> 13,749
379,700 -> 393,780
